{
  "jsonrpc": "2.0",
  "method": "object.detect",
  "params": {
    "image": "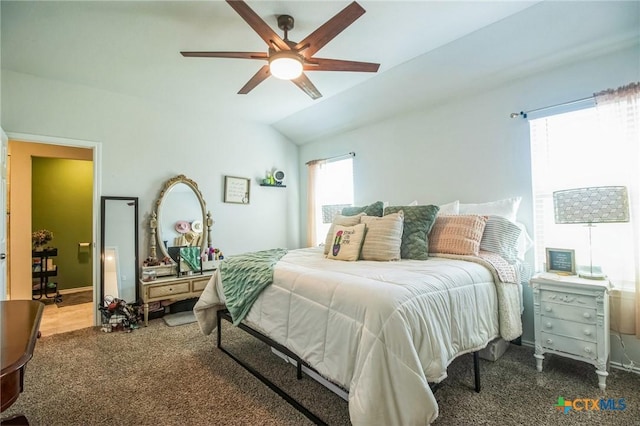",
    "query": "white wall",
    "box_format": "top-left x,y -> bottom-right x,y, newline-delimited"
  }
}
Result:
2,70 -> 301,258
298,45 -> 640,368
